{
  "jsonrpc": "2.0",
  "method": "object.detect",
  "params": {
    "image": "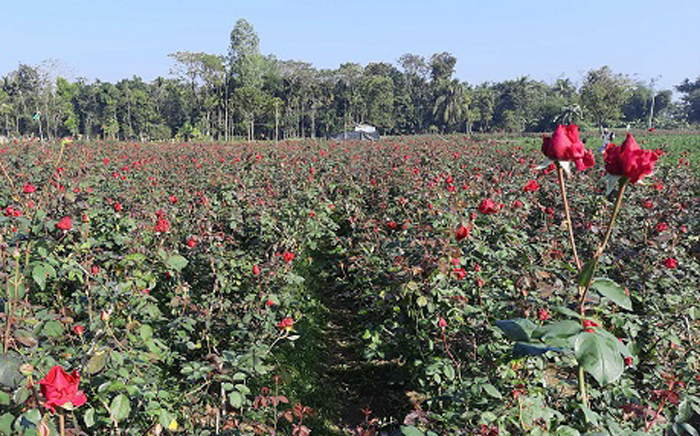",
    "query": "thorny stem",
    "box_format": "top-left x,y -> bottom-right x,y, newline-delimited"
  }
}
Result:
597,179 -> 629,260
645,397 -> 666,433
579,179 -> 629,315
441,328 -> 462,382
576,179 -> 628,411
556,162 -> 582,271
32,138 -> 69,222
3,247 -> 22,354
